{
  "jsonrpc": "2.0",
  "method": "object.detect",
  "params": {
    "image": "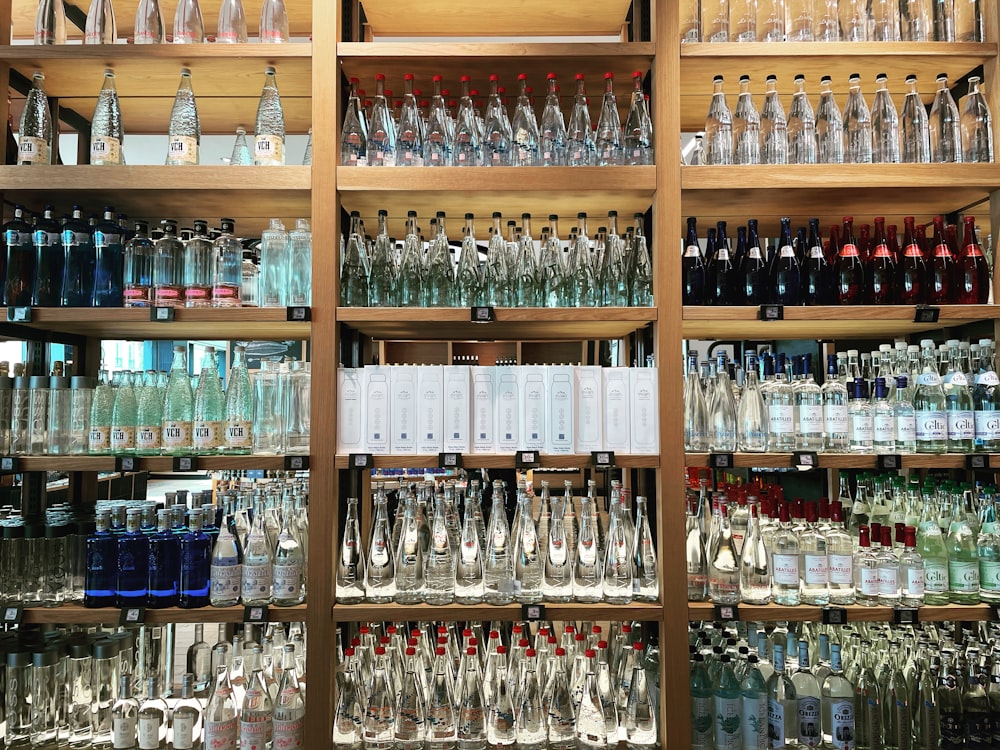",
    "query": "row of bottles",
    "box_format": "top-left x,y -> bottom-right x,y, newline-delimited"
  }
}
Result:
681,214 -> 990,307
341,71 -> 653,168
333,619 -> 659,750
687,472 -> 1000,606
683,0 -> 984,42
336,477 -> 659,606
37,0 -> 294,44
341,209 -> 653,308
699,72 -> 992,165
683,338 -> 1000,454
18,67 -> 286,167
690,619 -> 999,750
